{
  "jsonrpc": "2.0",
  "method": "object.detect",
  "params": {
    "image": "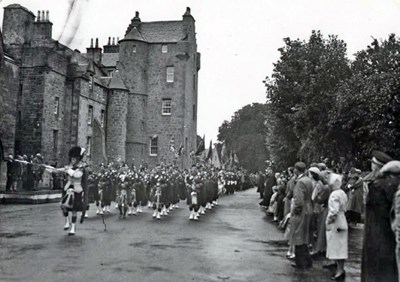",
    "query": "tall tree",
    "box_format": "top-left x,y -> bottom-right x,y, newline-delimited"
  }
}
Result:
265,31 -> 351,168
330,34 -> 400,165
218,103 -> 268,171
